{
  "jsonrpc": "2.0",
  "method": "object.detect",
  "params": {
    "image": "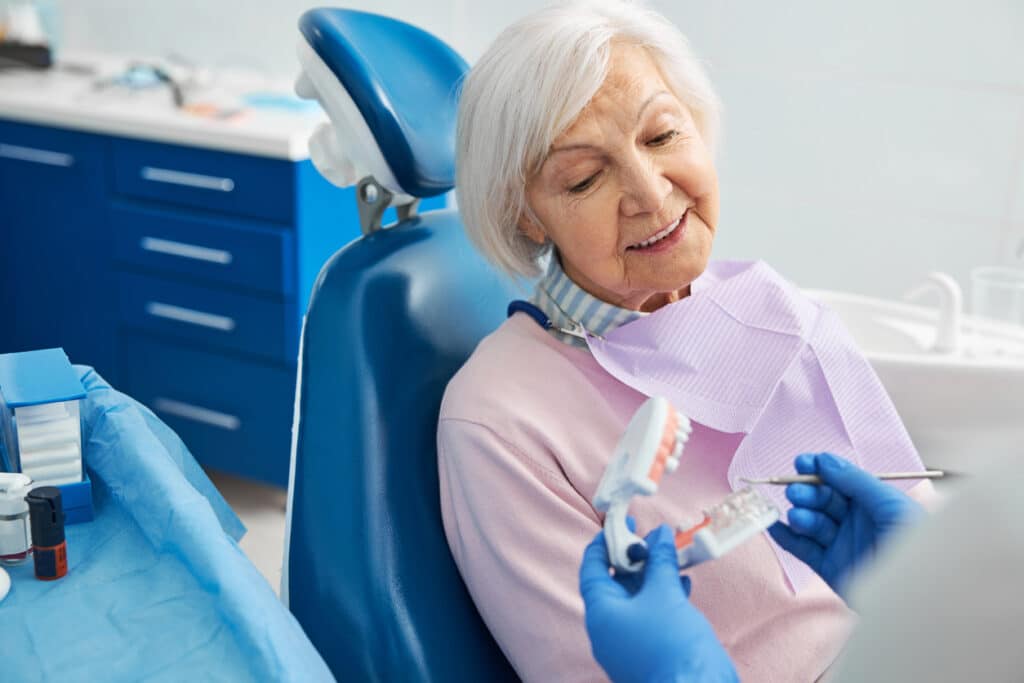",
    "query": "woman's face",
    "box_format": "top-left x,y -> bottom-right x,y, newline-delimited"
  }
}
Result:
522,43 -> 719,312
